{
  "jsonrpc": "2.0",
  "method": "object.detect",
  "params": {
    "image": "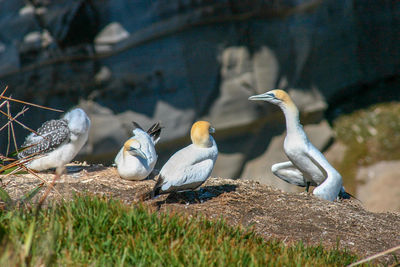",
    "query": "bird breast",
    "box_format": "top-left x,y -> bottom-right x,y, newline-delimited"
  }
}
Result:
118,155 -> 152,180
283,135 -> 325,184
284,134 -> 307,156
